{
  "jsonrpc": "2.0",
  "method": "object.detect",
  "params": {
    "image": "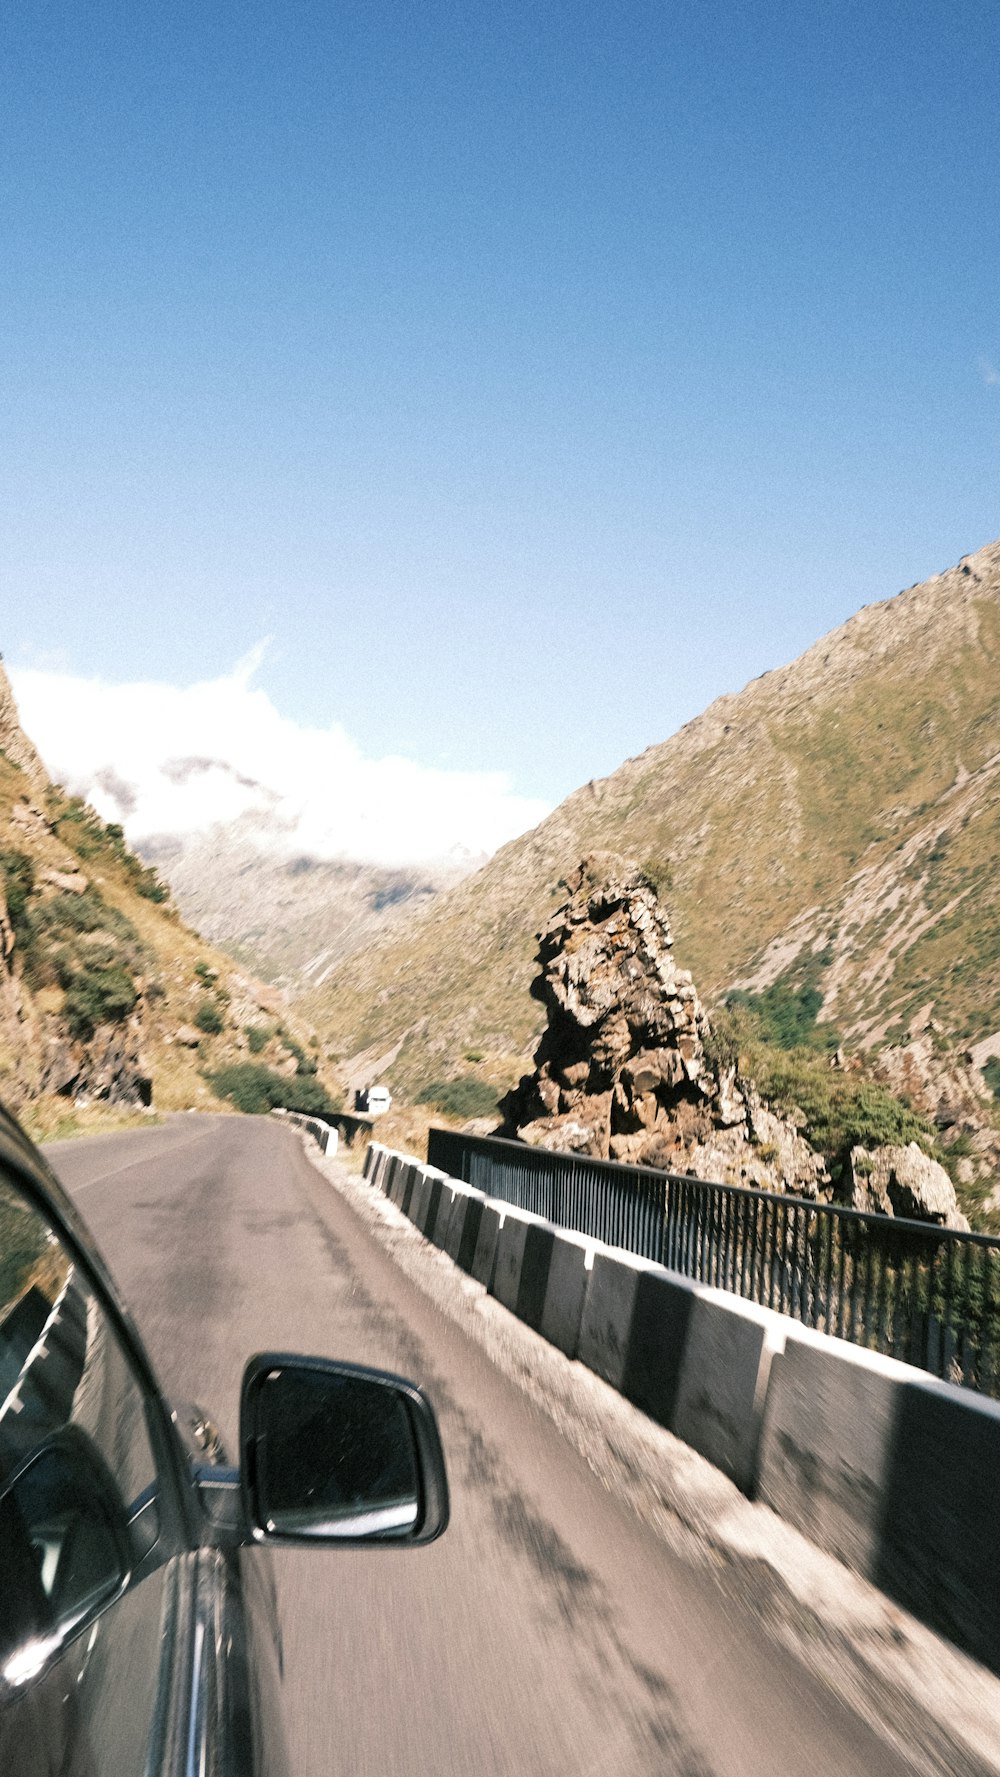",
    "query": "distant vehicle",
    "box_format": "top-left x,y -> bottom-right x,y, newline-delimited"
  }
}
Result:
0,1100 -> 448,1774
354,1086 -> 392,1116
